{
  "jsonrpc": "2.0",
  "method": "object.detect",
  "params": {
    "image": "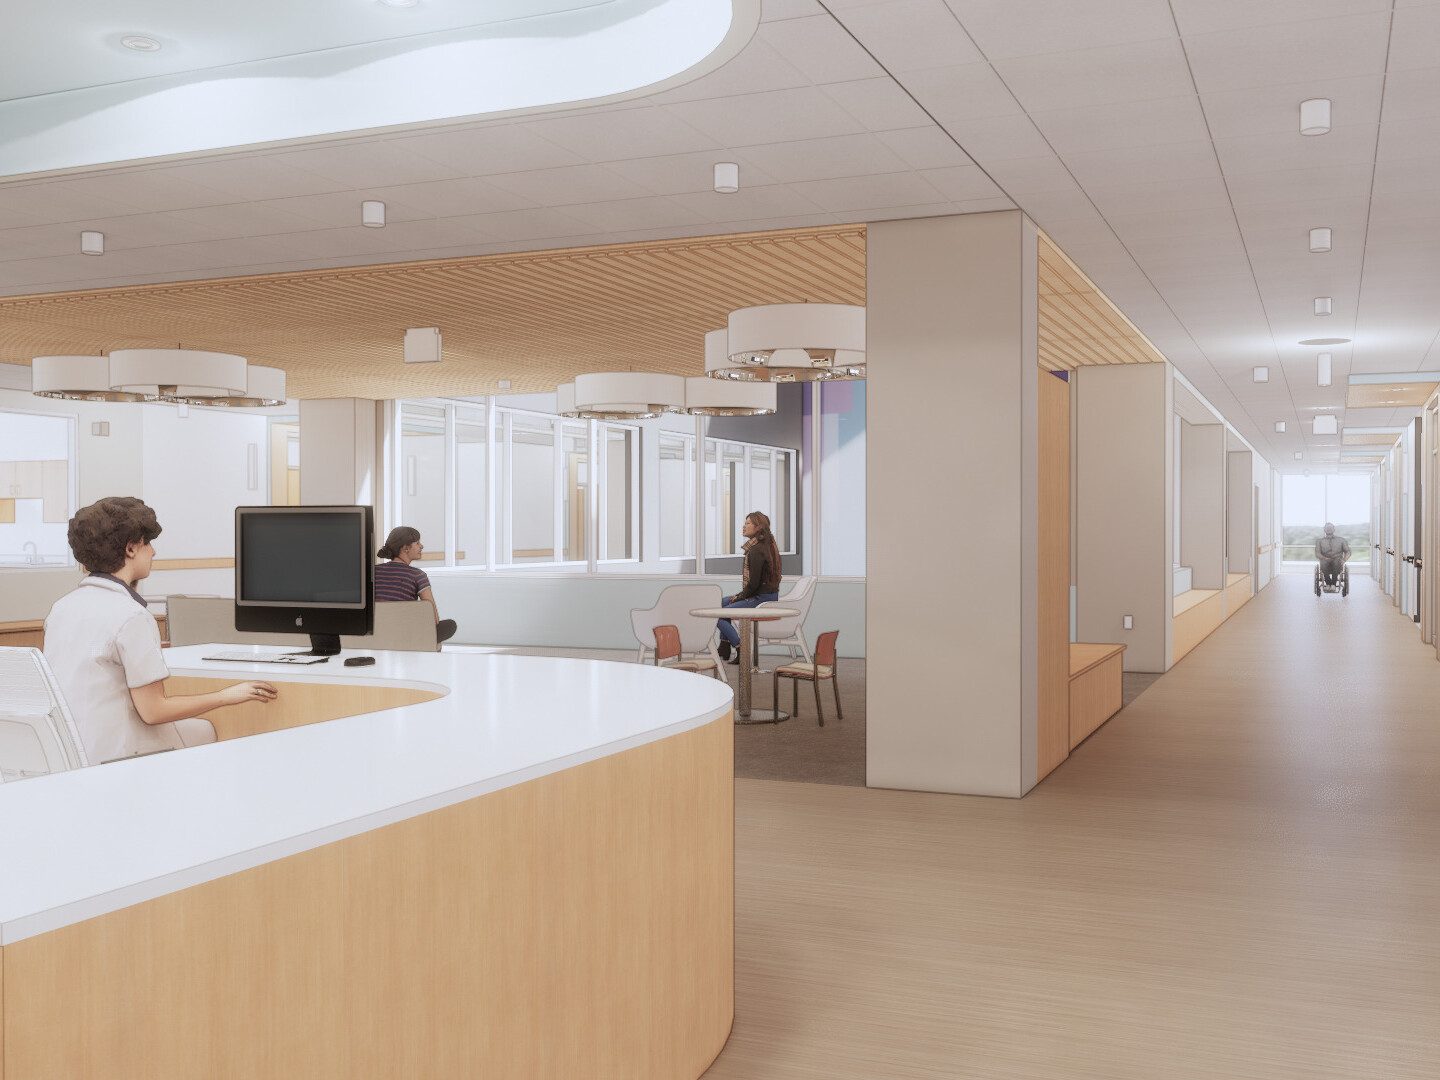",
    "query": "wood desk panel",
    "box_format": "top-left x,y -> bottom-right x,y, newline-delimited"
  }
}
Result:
1,713 -> 735,1080
163,675 -> 442,740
